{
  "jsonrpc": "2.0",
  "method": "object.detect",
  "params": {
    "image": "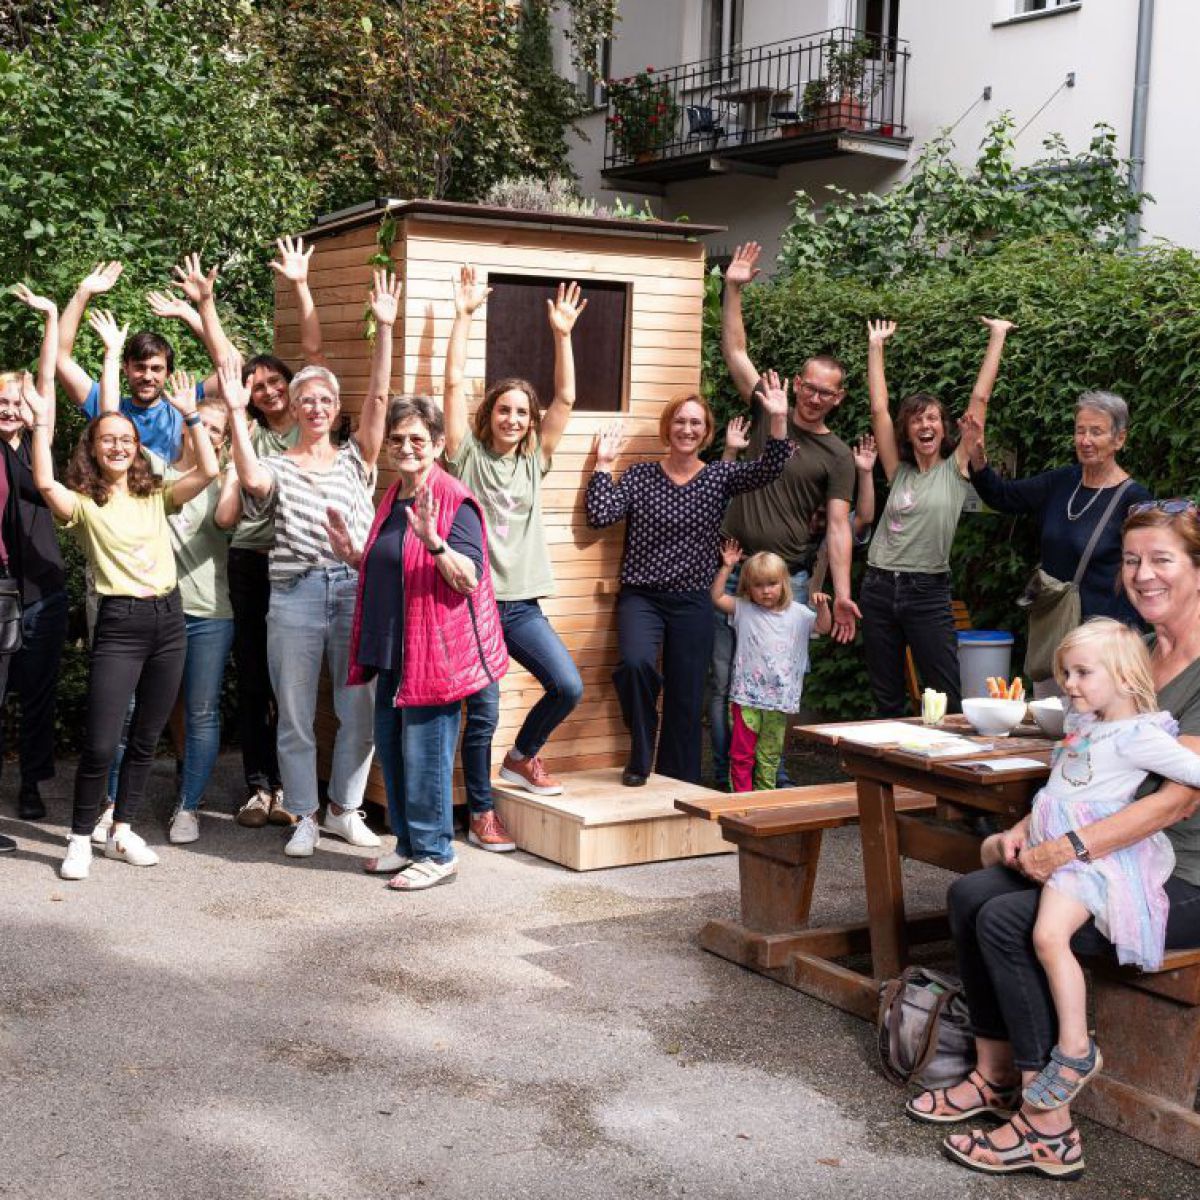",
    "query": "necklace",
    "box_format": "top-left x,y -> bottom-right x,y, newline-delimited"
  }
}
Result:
1065,470 -> 1119,522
